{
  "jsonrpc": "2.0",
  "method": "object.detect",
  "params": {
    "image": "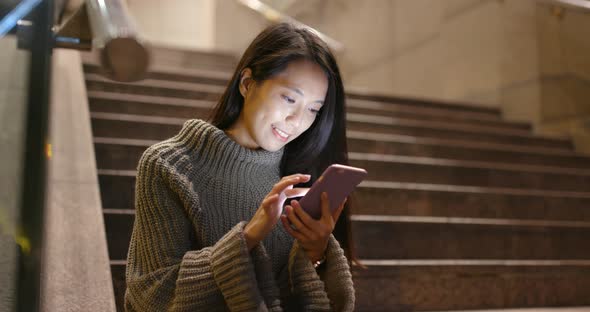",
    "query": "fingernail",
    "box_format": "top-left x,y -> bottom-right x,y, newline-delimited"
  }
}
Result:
322,192 -> 327,199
